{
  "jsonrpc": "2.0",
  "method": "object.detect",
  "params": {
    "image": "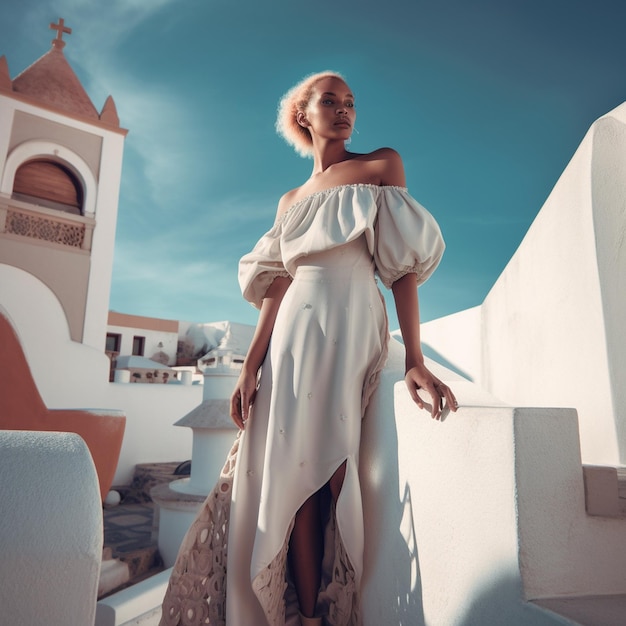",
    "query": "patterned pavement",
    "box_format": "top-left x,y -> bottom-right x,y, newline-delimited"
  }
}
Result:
101,461 -> 185,585
103,501 -> 156,557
